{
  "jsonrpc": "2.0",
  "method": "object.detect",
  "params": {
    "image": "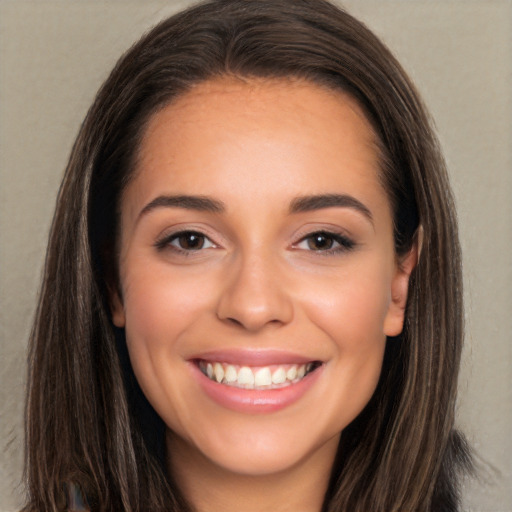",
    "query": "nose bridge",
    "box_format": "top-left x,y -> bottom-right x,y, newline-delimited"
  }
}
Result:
216,244 -> 294,331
